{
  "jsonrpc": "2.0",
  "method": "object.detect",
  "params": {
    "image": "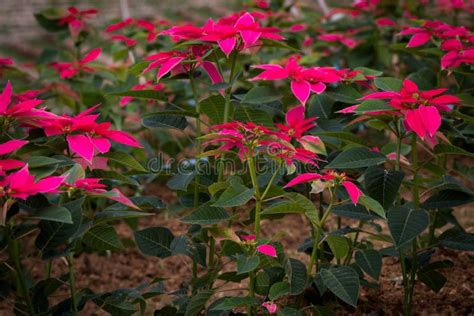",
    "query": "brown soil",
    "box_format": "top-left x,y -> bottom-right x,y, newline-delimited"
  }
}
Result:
1,184 -> 473,315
